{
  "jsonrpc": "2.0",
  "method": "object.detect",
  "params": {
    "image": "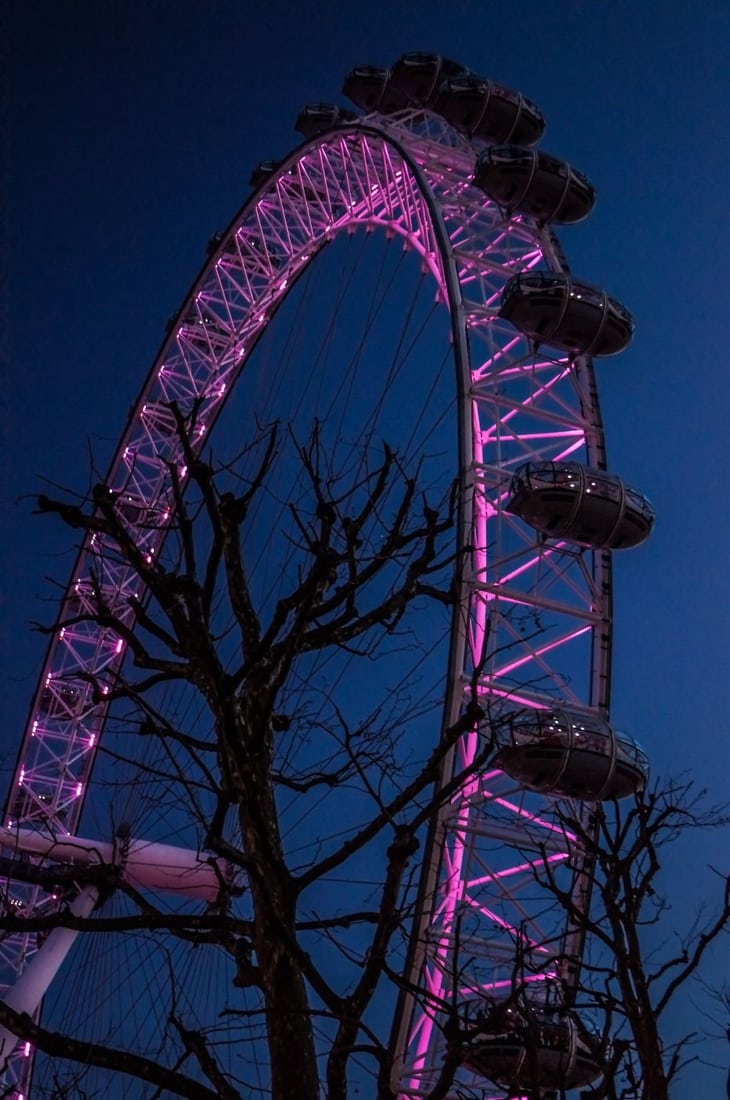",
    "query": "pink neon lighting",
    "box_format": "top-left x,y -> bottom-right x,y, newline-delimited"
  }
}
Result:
493,624 -> 591,679
460,972 -> 554,998
490,797 -> 577,842
477,366 -> 573,440
471,683 -> 548,709
480,429 -> 584,446
497,539 -> 577,587
552,438 -> 586,463
408,293 -> 599,1088
461,895 -> 538,940
2,120 -> 612,1096
471,332 -> 524,377
467,852 -> 568,888
457,728 -> 480,772
414,789 -> 475,1065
